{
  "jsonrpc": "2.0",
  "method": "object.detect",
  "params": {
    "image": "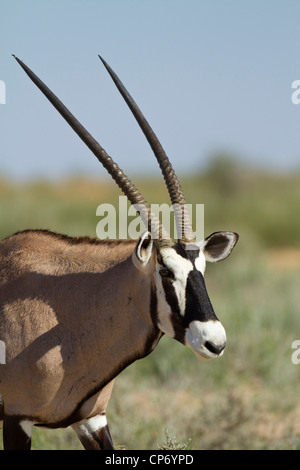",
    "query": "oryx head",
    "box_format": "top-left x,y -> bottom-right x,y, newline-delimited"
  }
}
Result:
14,54 -> 238,360
133,231 -> 238,360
